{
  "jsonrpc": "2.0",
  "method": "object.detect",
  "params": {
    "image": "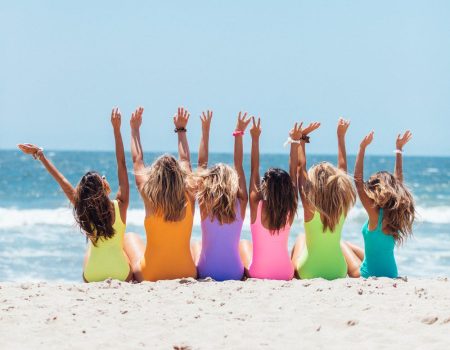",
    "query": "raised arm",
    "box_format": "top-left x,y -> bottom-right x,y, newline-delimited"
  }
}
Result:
234,112 -> 252,205
130,106 -> 146,191
354,131 -> 378,220
337,117 -> 350,172
297,122 -> 321,221
17,144 -> 76,204
249,117 -> 262,207
197,110 -> 212,169
288,122 -> 303,195
111,108 -> 129,211
394,130 -> 412,183
173,107 -> 191,172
